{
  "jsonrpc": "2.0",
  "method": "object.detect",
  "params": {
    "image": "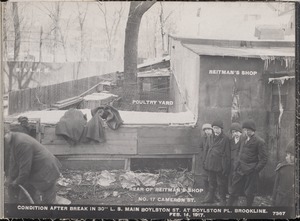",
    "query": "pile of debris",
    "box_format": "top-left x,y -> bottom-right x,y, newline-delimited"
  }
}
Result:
57,169 -> 194,201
